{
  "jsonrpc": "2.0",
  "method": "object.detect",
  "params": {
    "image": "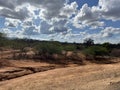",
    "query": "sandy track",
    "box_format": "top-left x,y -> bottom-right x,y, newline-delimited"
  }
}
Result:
0,63 -> 120,90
